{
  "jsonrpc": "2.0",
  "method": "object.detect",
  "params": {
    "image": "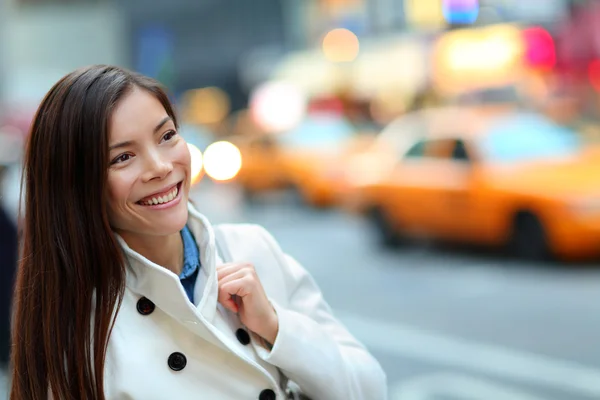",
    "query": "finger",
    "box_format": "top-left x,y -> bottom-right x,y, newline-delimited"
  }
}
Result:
218,268 -> 253,287
216,263 -> 241,277
220,278 -> 252,300
217,284 -> 239,313
216,262 -> 253,280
